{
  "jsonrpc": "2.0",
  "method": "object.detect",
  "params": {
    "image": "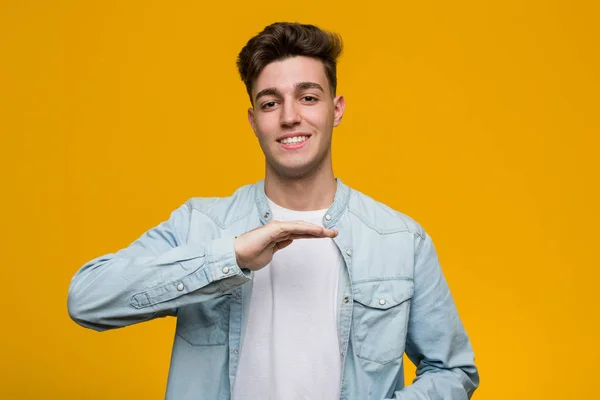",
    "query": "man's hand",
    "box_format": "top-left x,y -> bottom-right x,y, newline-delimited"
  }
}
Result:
234,220 -> 338,271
